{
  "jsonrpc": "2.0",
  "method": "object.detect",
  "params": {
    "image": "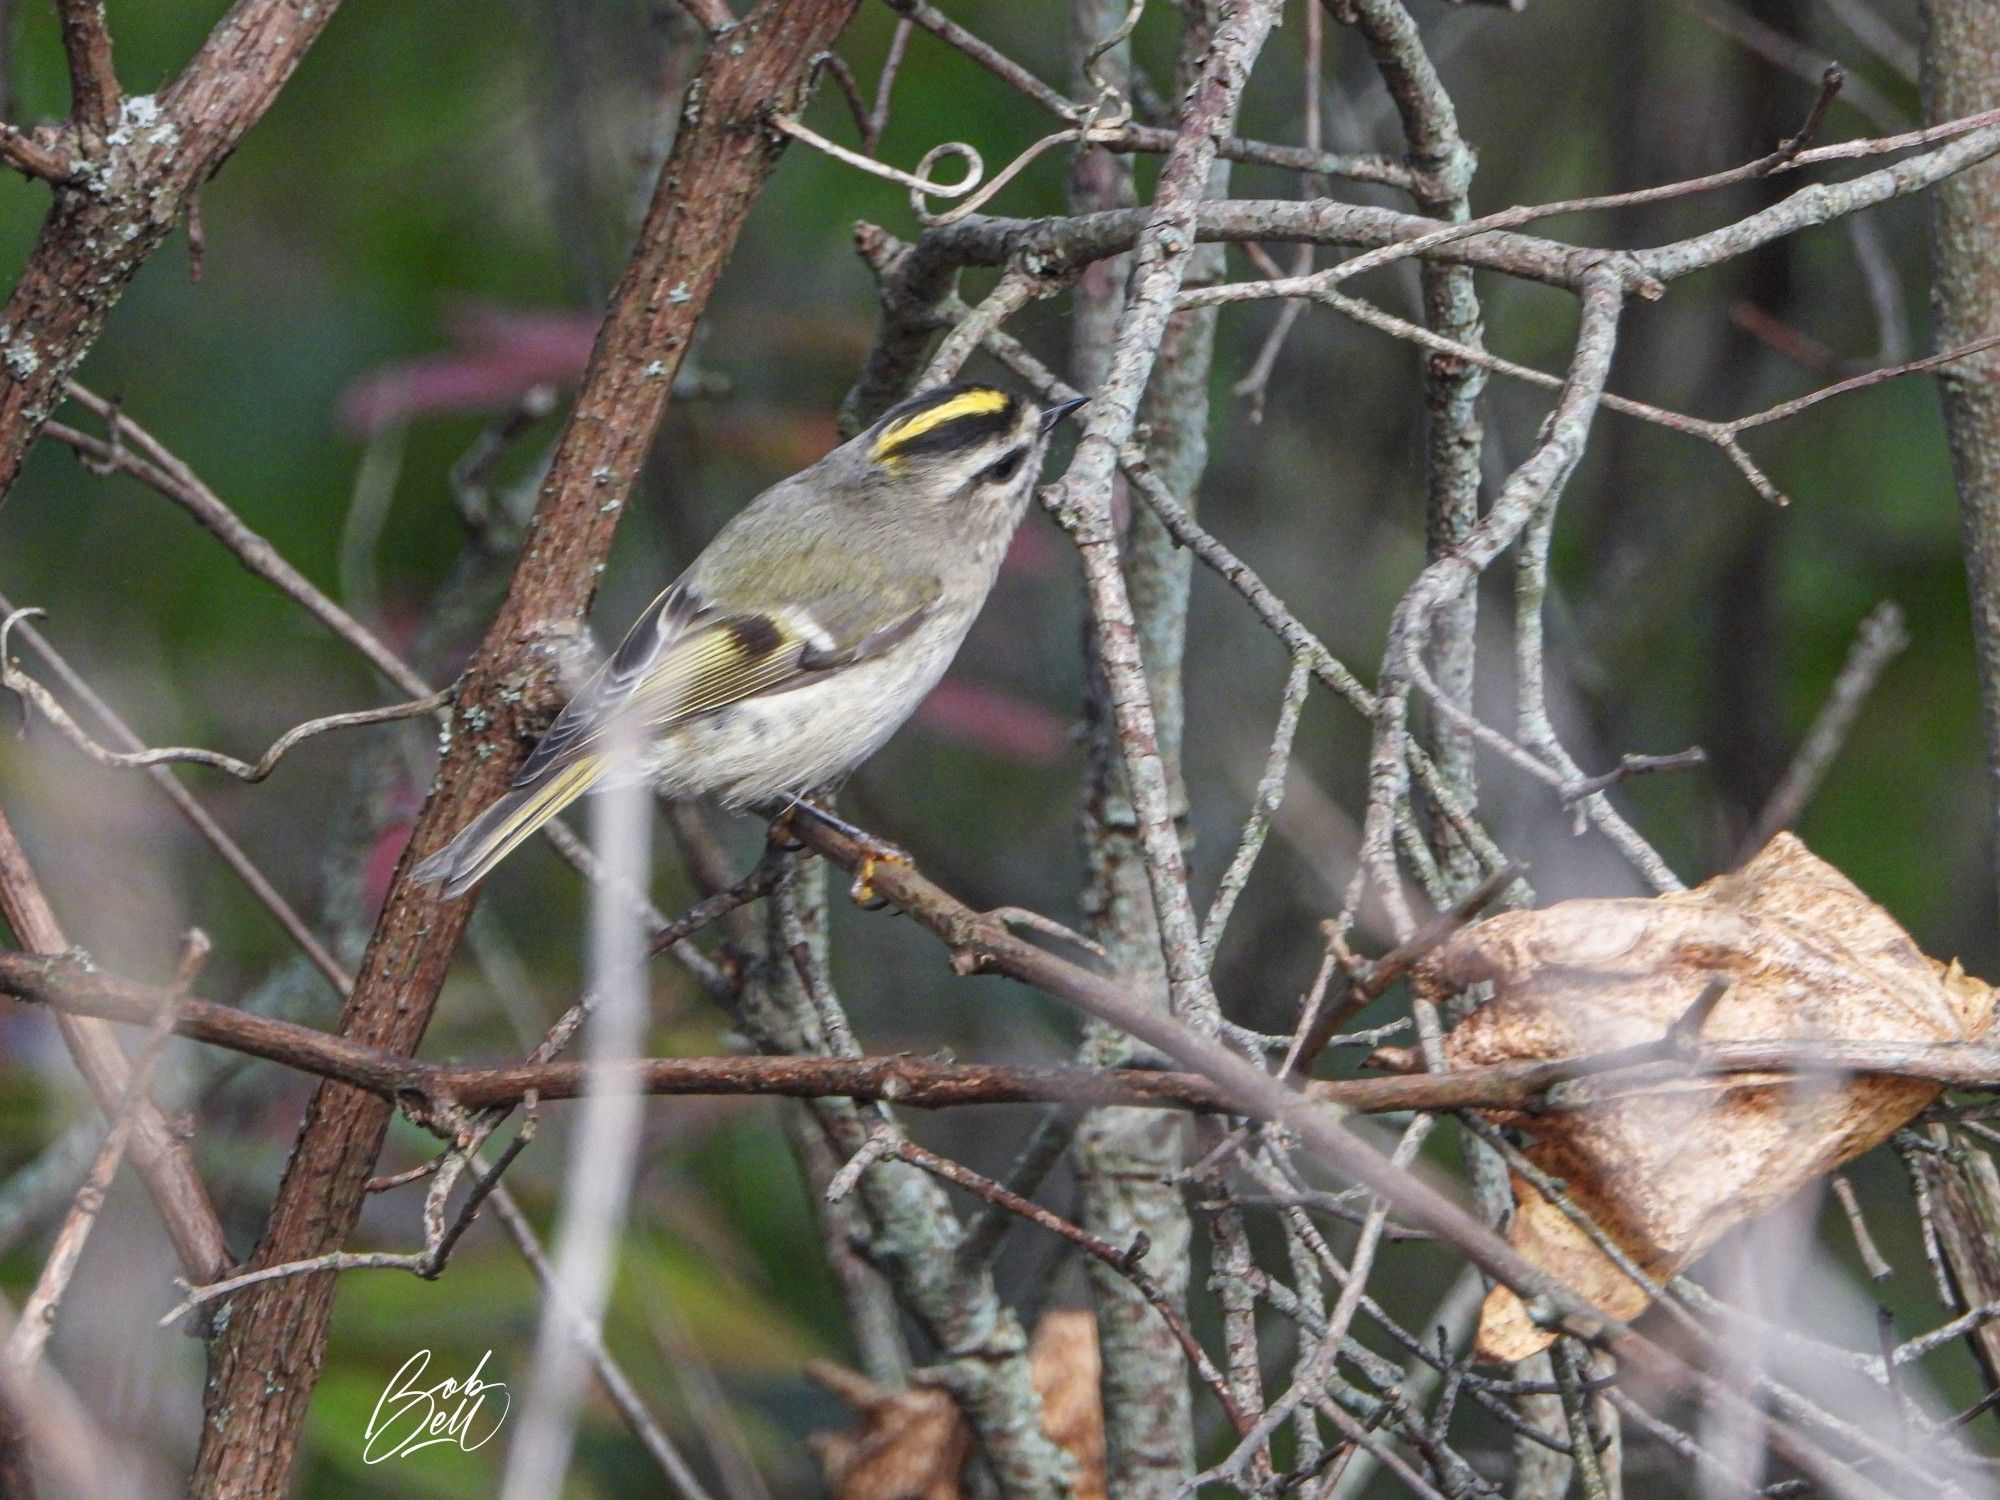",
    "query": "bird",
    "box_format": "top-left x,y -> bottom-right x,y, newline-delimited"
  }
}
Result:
411,382 -> 1086,899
